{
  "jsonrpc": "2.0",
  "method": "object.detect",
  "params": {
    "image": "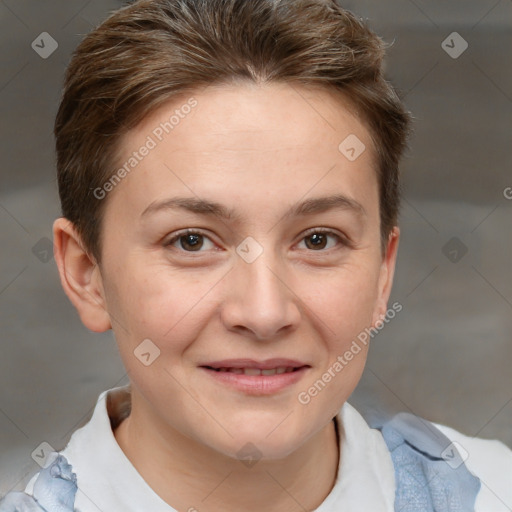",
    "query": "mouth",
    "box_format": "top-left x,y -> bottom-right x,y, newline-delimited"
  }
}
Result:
199,358 -> 309,374
198,358 -> 310,395
201,365 -> 305,376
